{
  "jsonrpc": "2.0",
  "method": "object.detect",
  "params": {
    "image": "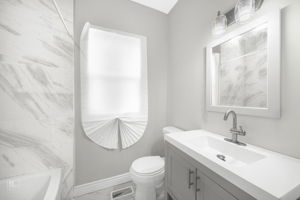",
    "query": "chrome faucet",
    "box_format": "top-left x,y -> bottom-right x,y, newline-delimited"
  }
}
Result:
223,110 -> 246,146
